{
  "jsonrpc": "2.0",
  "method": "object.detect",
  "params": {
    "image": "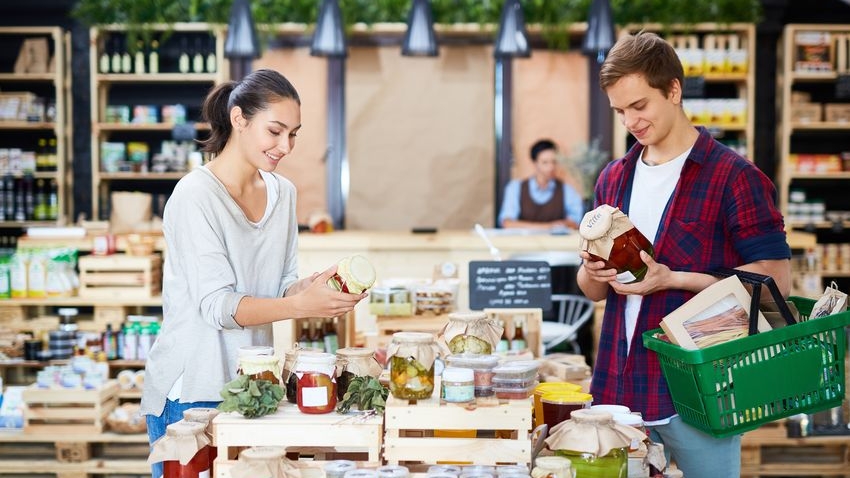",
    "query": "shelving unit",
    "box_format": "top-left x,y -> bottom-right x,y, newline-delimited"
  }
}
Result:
613,23 -> 756,161
0,27 -> 72,233
89,23 -> 225,220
